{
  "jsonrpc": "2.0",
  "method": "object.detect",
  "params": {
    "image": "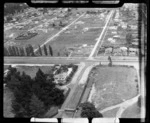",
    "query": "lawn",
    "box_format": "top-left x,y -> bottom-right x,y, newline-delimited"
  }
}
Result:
102,107 -> 120,117
89,66 -> 138,110
3,87 -> 15,118
4,65 -> 9,71
121,102 -> 141,118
